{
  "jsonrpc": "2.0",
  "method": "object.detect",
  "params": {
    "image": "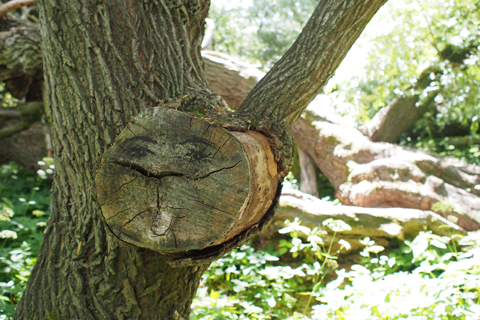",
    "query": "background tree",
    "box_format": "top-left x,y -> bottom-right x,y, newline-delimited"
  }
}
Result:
344,0 -> 480,147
